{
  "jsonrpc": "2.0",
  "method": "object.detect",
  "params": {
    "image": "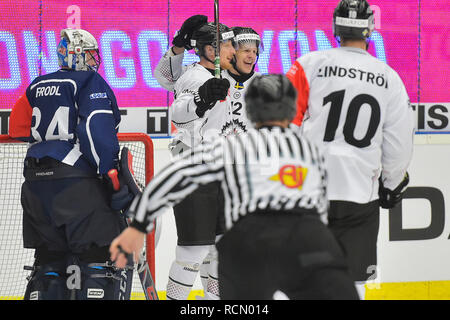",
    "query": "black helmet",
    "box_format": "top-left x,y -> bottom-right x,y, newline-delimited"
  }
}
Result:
190,22 -> 235,56
333,0 -> 374,41
245,74 -> 297,124
232,27 -> 261,55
